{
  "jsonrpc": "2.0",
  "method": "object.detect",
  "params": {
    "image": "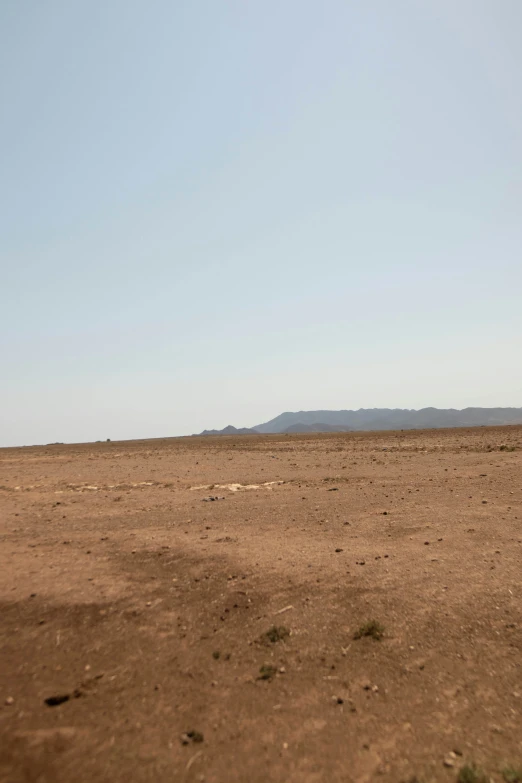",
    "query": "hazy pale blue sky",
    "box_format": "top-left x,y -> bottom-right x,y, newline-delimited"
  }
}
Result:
1,0 -> 521,446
